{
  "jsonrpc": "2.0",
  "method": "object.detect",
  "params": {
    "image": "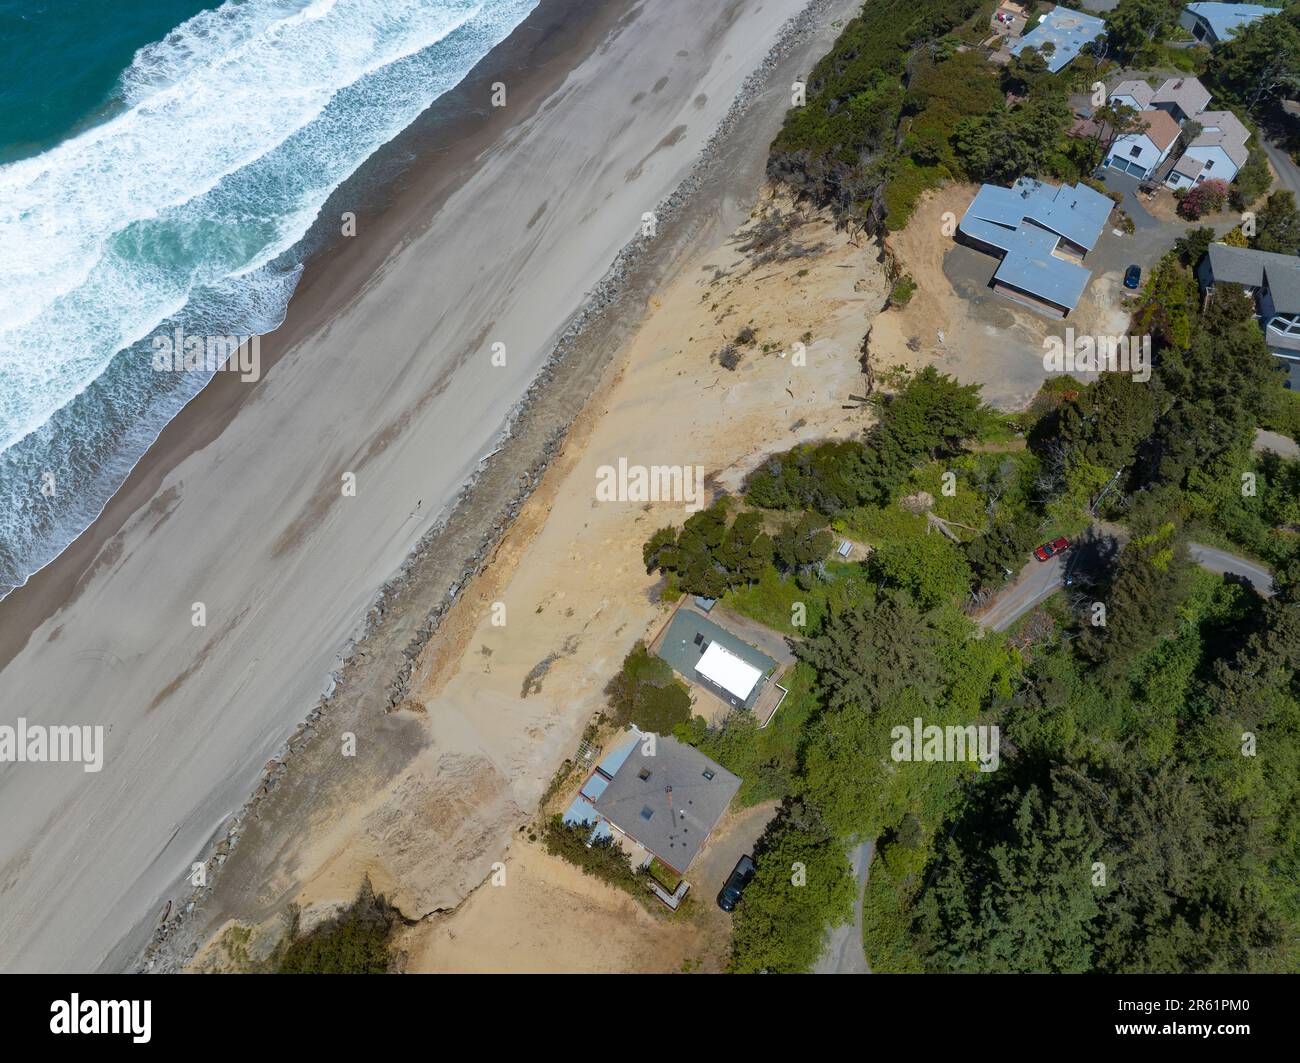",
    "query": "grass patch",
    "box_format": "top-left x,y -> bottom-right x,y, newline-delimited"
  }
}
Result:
648,858 -> 683,892
721,560 -> 873,636
889,273 -> 917,307
883,159 -> 949,231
